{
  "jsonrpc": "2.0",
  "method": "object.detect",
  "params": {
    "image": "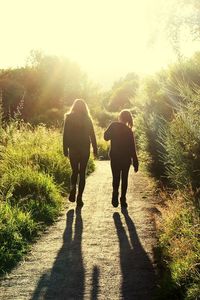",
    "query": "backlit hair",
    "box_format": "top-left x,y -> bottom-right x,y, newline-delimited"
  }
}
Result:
119,109 -> 133,128
68,99 -> 90,117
